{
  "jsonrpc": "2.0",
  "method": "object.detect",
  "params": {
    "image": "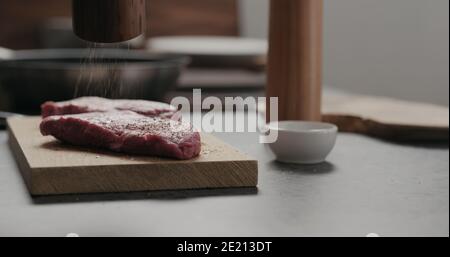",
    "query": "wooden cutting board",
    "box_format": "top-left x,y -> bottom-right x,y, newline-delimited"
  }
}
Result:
7,117 -> 258,196
322,92 -> 449,141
